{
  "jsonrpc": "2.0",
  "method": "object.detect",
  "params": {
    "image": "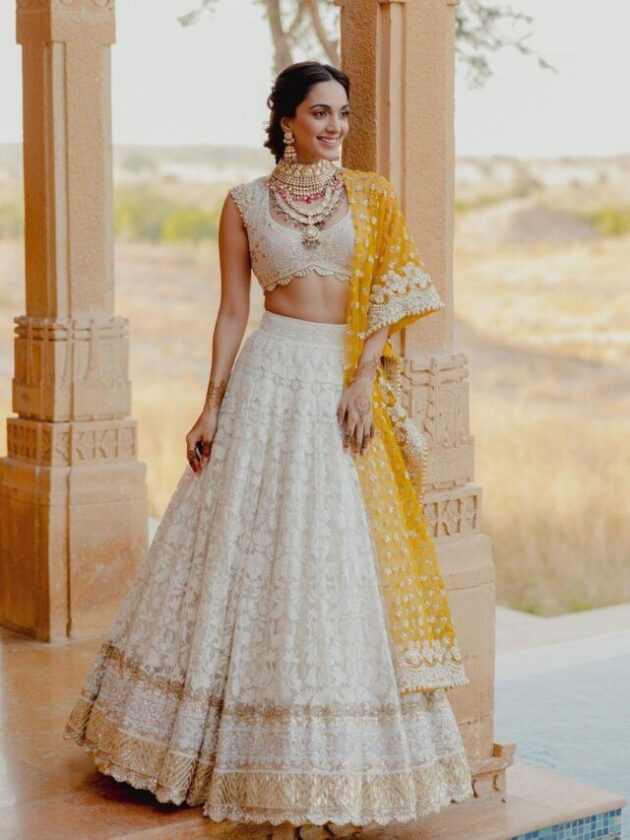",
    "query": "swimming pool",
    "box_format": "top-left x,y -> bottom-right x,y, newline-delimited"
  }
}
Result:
495,633 -> 630,839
